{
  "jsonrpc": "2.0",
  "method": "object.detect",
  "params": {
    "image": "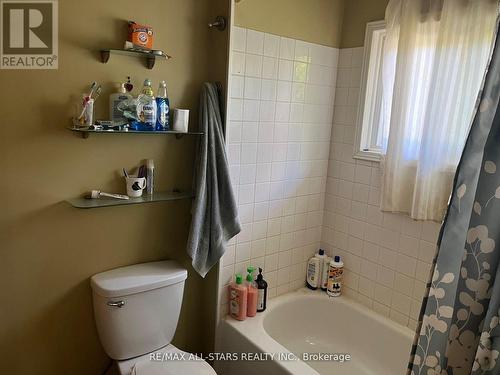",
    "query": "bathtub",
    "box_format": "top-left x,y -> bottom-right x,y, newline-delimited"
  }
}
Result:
215,288 -> 414,375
